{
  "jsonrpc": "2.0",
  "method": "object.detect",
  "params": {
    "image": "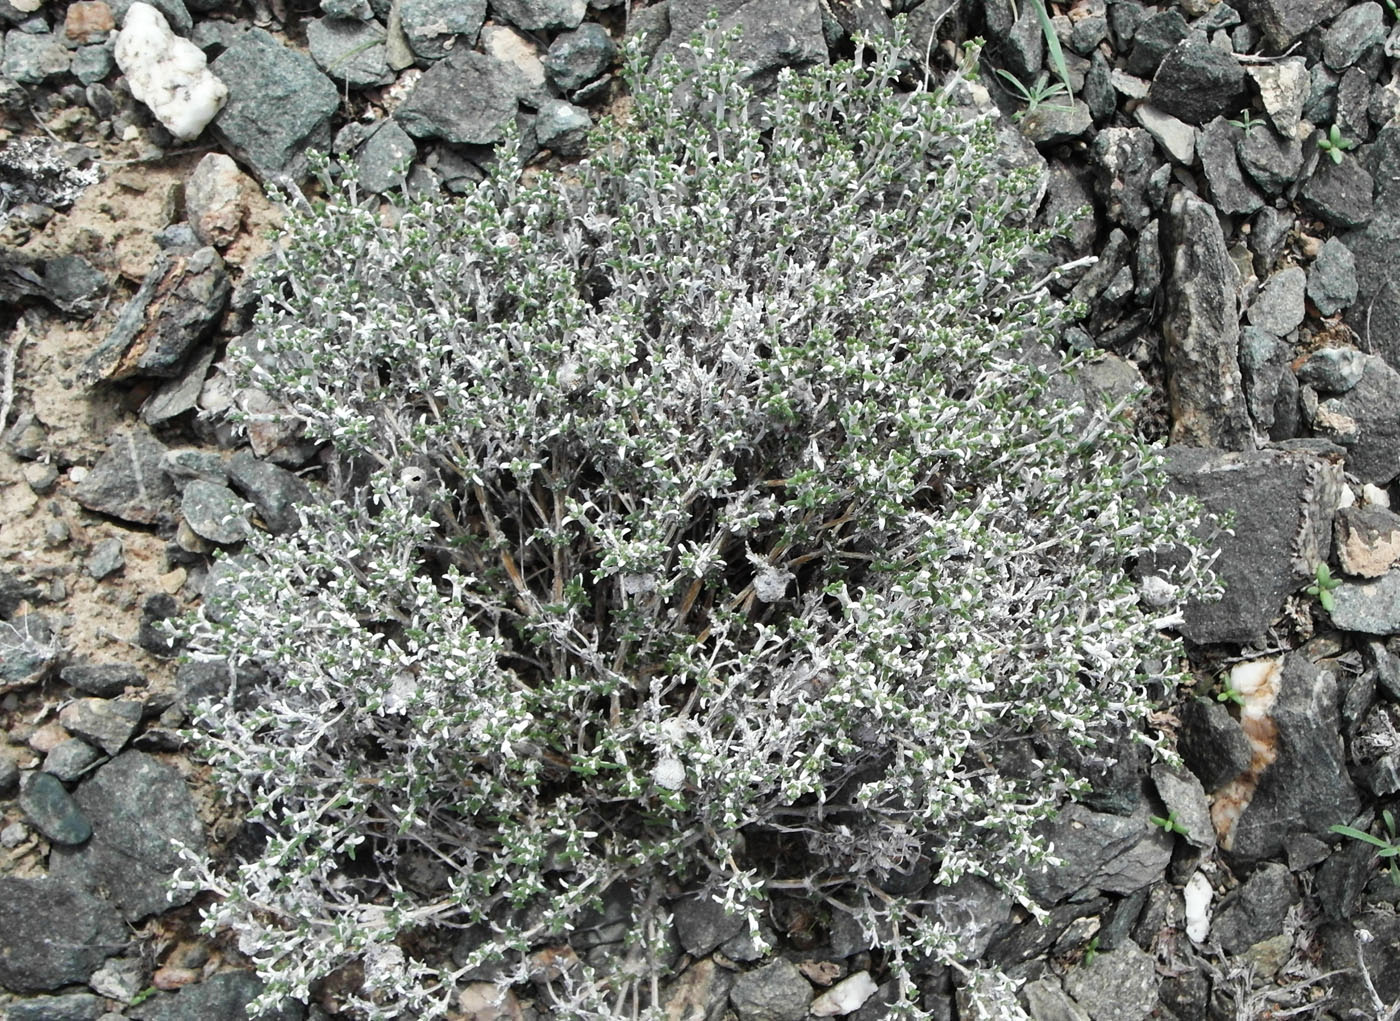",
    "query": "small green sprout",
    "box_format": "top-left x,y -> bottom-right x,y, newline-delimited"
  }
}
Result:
1317,124 -> 1357,164
1330,810 -> 1400,888
1305,562 -> 1342,612
1227,109 -> 1266,132
1150,809 -> 1188,835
